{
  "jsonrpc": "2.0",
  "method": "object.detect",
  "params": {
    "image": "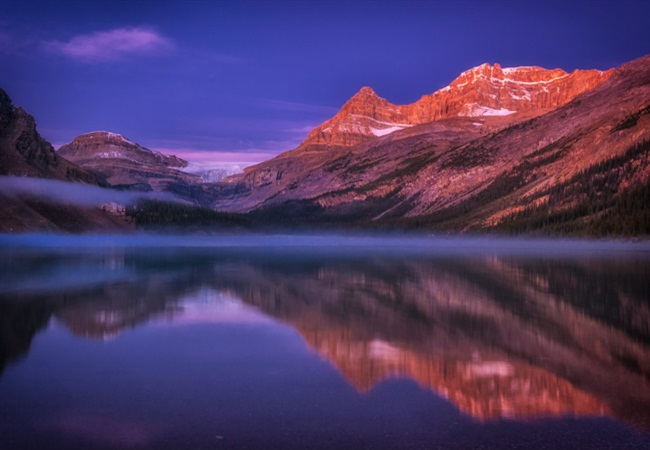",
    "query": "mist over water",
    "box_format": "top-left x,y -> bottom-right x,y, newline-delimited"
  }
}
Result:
2,232 -> 648,255
1,233 -> 649,449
